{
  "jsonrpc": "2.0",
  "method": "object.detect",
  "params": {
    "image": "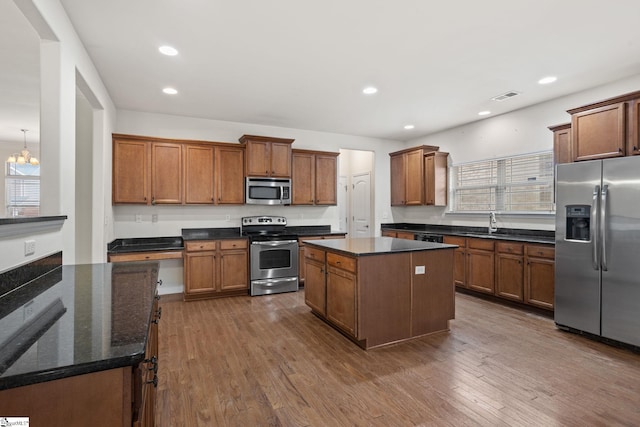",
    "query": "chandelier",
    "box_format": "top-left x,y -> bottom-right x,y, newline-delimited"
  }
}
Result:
6,129 -> 39,165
